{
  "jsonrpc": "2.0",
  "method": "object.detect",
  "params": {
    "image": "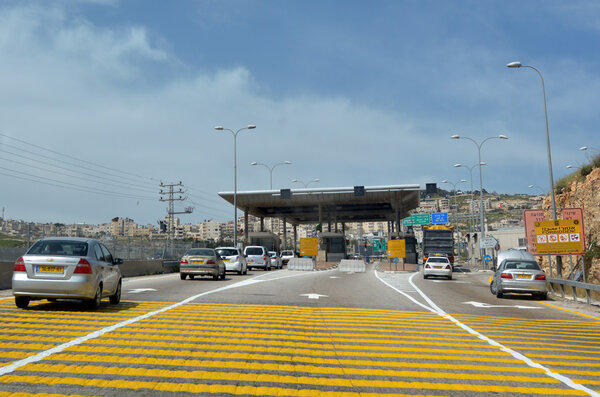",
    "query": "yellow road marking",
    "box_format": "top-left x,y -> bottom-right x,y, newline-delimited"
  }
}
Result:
87,338 -> 507,356
48,353 -> 547,375
0,374 -> 583,396
20,362 -> 559,385
67,345 -> 524,364
538,301 -> 600,321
